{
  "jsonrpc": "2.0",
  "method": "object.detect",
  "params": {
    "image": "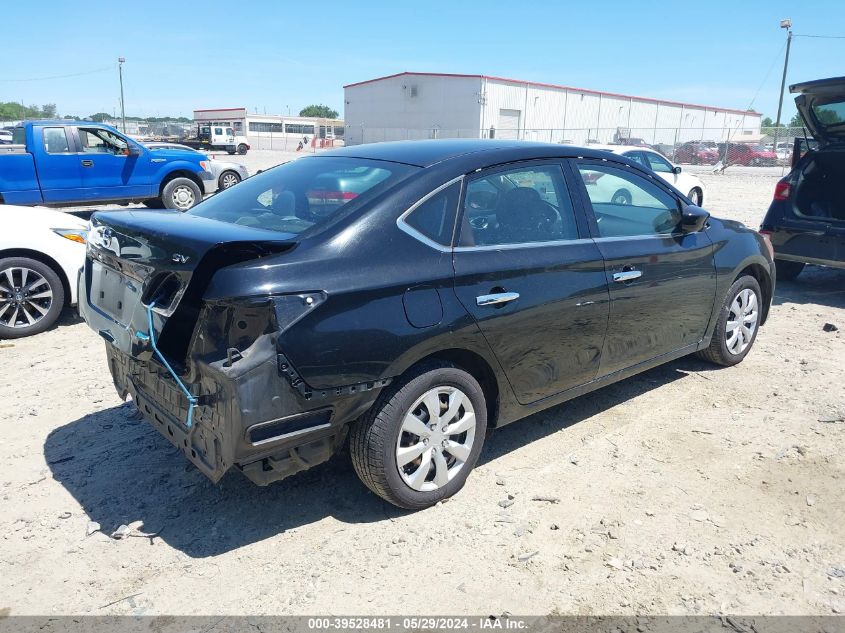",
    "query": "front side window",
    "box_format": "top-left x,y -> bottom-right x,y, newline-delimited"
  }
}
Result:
644,152 -> 674,173
190,157 -> 418,236
402,181 -> 461,246
459,164 -> 579,246
78,128 -> 129,155
214,127 -> 223,135
42,127 -> 70,154
577,163 -> 680,238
